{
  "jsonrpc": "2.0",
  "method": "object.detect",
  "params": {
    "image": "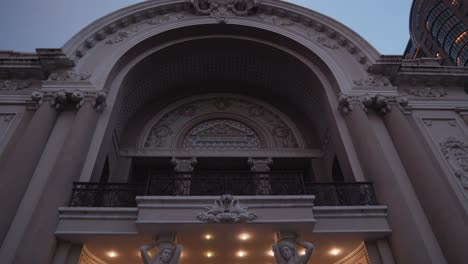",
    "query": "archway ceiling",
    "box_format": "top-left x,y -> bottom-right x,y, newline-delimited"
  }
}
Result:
117,37 -> 328,147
